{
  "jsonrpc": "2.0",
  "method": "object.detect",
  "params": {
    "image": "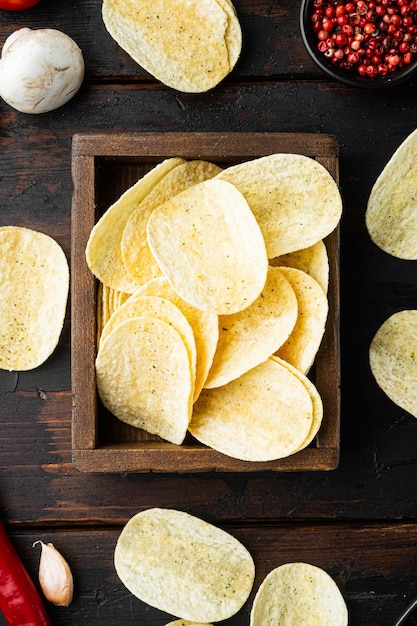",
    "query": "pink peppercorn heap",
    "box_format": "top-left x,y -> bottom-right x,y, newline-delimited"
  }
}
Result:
300,0 -> 417,86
